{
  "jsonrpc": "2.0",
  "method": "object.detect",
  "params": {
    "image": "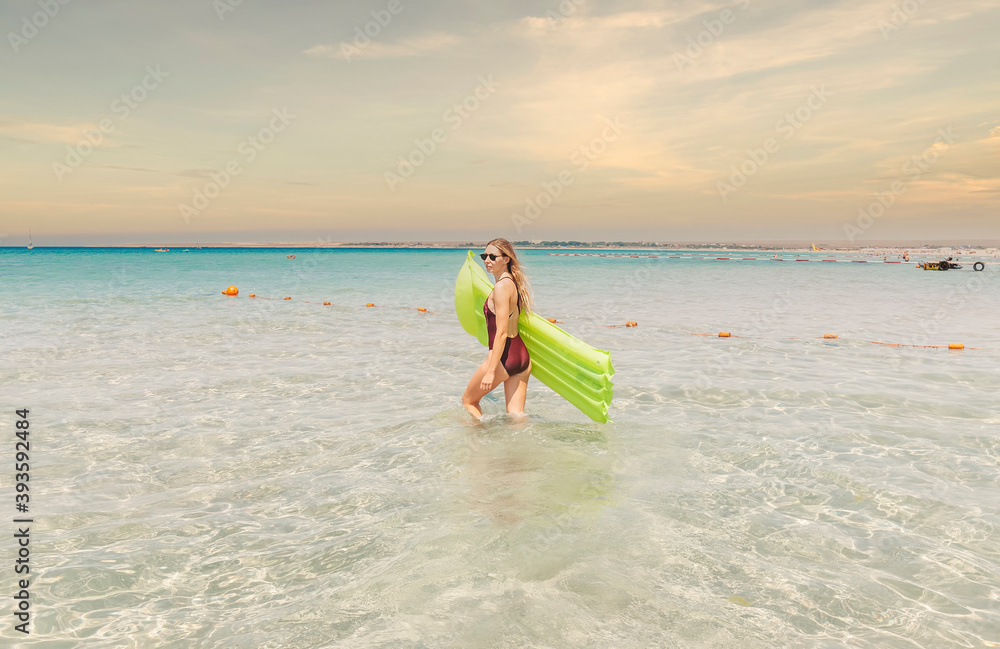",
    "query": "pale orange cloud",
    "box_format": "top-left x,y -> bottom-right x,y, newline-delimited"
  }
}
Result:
0,119 -> 103,145
304,32 -> 462,60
